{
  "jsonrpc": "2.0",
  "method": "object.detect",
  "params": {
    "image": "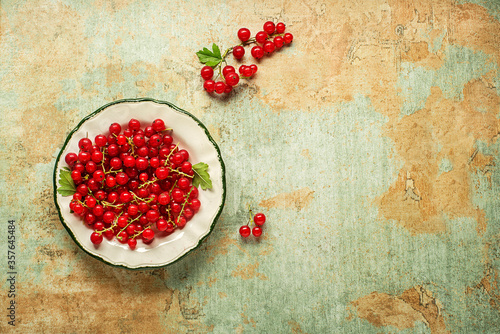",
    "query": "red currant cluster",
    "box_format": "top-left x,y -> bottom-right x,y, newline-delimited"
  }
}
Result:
63,119 -> 202,250
239,210 -> 266,238
197,21 -> 293,95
